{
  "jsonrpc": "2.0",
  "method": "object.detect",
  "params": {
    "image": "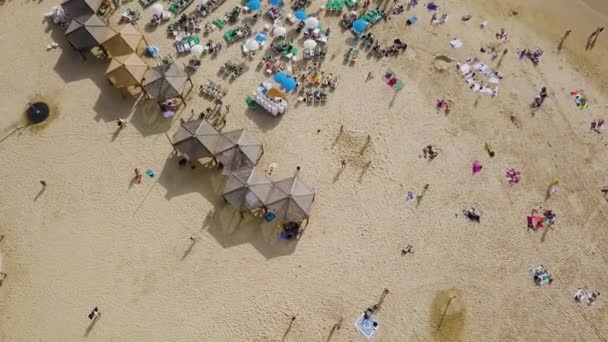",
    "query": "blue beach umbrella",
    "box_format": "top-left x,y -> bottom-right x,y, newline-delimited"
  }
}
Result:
283,77 -> 297,91
352,19 -> 367,33
269,0 -> 282,5
247,0 -> 261,10
274,72 -> 288,84
294,9 -> 307,20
